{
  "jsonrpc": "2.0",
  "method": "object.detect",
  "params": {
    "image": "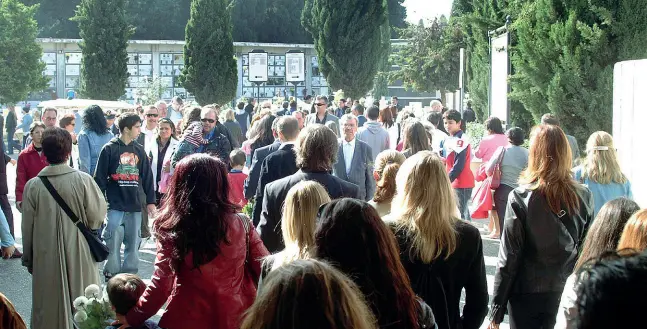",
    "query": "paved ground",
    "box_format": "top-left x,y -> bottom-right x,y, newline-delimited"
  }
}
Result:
0,158 -> 508,328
